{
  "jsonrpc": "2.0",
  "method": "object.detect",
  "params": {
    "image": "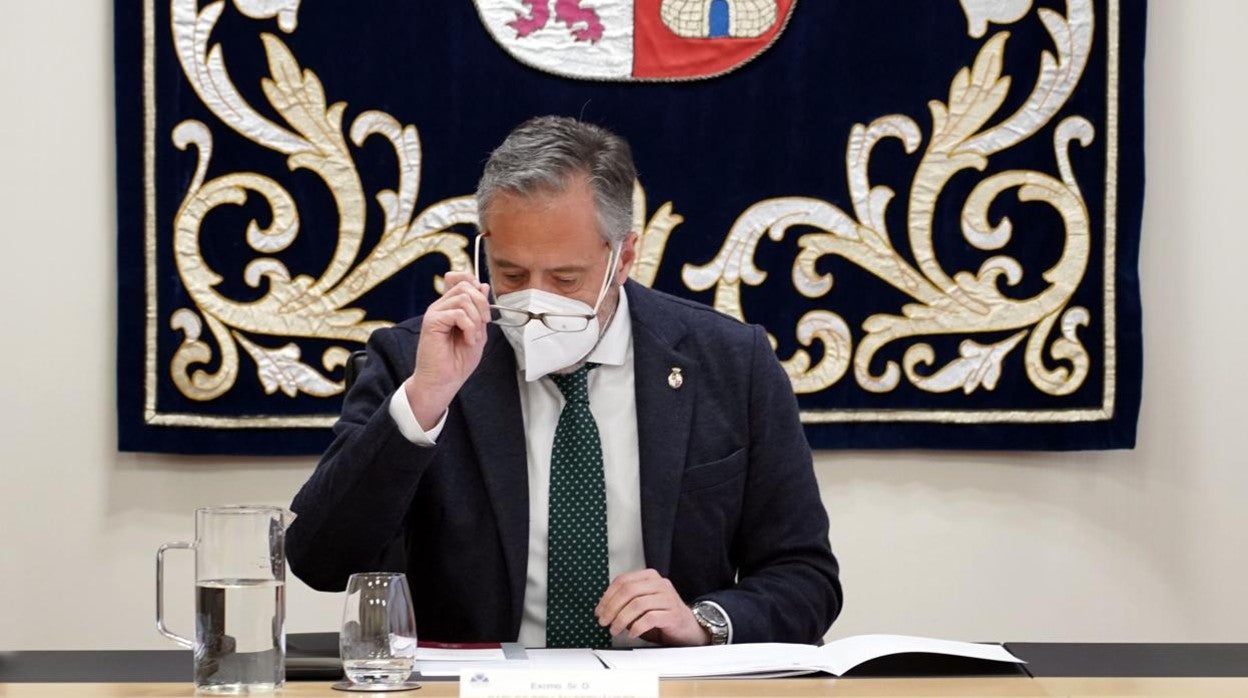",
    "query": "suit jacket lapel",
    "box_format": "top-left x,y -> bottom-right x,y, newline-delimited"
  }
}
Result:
457,327 -> 529,636
626,282 -> 696,577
